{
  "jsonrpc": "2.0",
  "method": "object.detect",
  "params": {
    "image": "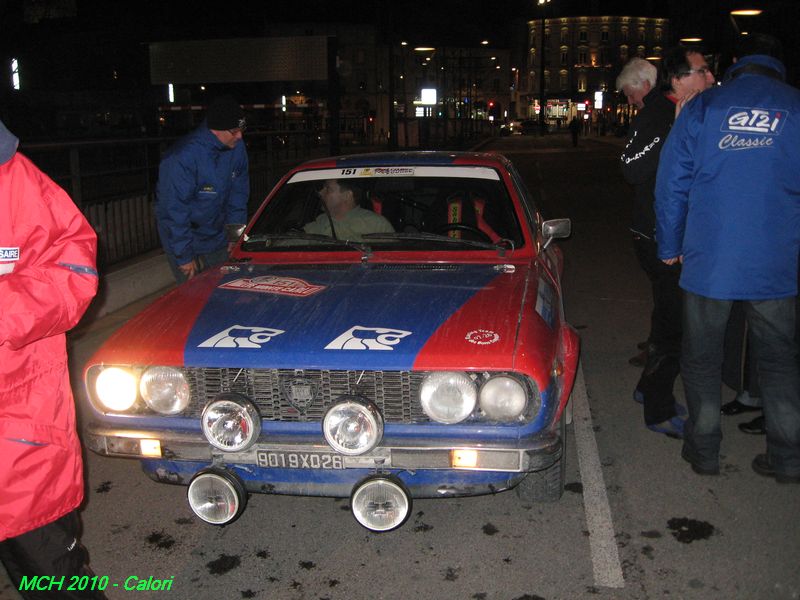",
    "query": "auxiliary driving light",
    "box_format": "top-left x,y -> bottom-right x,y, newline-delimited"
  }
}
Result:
322,397 -> 383,455
187,469 -> 247,525
201,393 -> 261,452
350,476 -> 411,532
